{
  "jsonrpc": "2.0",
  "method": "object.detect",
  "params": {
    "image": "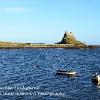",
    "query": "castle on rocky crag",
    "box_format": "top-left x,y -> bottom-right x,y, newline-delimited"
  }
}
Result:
57,31 -> 86,46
